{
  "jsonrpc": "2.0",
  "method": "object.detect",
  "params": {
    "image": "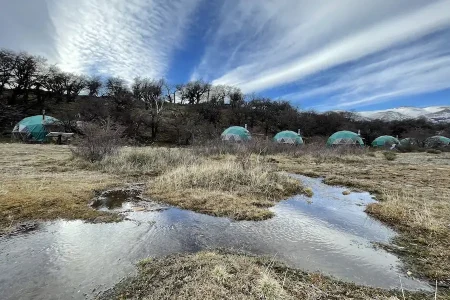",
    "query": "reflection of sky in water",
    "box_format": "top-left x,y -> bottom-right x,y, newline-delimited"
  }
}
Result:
0,176 -> 431,300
